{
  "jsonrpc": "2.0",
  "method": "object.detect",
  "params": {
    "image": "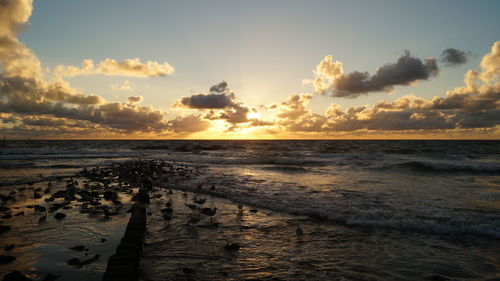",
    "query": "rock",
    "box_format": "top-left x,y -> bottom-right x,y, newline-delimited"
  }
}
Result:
249,209 -> 258,213
14,212 -> 24,216
2,271 -> 32,281
0,194 -> 15,202
4,244 -> 15,251
52,191 -> 67,198
160,208 -> 173,214
54,212 -> 66,220
100,238 -> 107,243
224,243 -> 241,251
34,205 -> 46,212
67,258 -> 81,267
70,245 -> 86,252
103,190 -> 117,201
0,255 -> 16,264
0,225 -> 11,234
0,207 -> 10,212
1,214 -> 12,219
182,267 -> 195,274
